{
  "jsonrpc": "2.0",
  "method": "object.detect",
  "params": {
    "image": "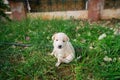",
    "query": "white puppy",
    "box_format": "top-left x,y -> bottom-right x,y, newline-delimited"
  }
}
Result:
51,32 -> 75,67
